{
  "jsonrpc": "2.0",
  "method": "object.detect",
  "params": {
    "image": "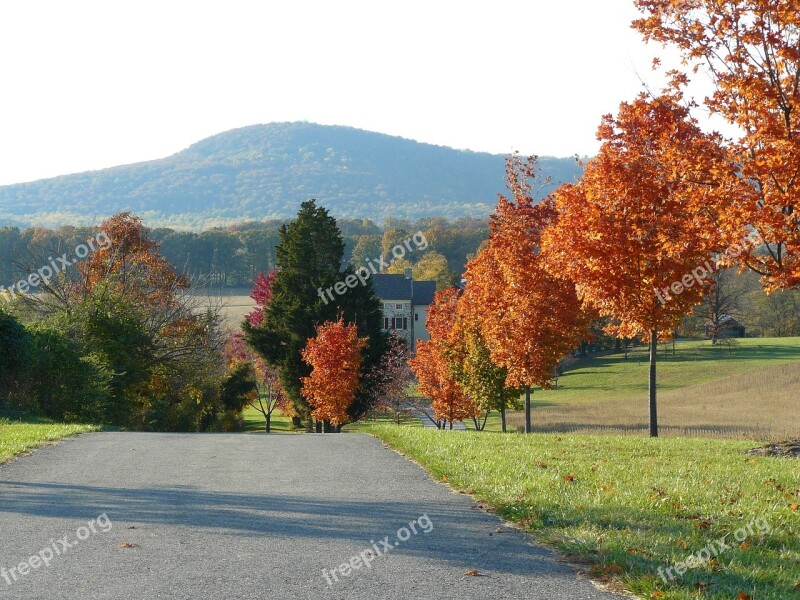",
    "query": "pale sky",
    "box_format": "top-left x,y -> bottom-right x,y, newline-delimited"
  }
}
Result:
0,0 -> 690,186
